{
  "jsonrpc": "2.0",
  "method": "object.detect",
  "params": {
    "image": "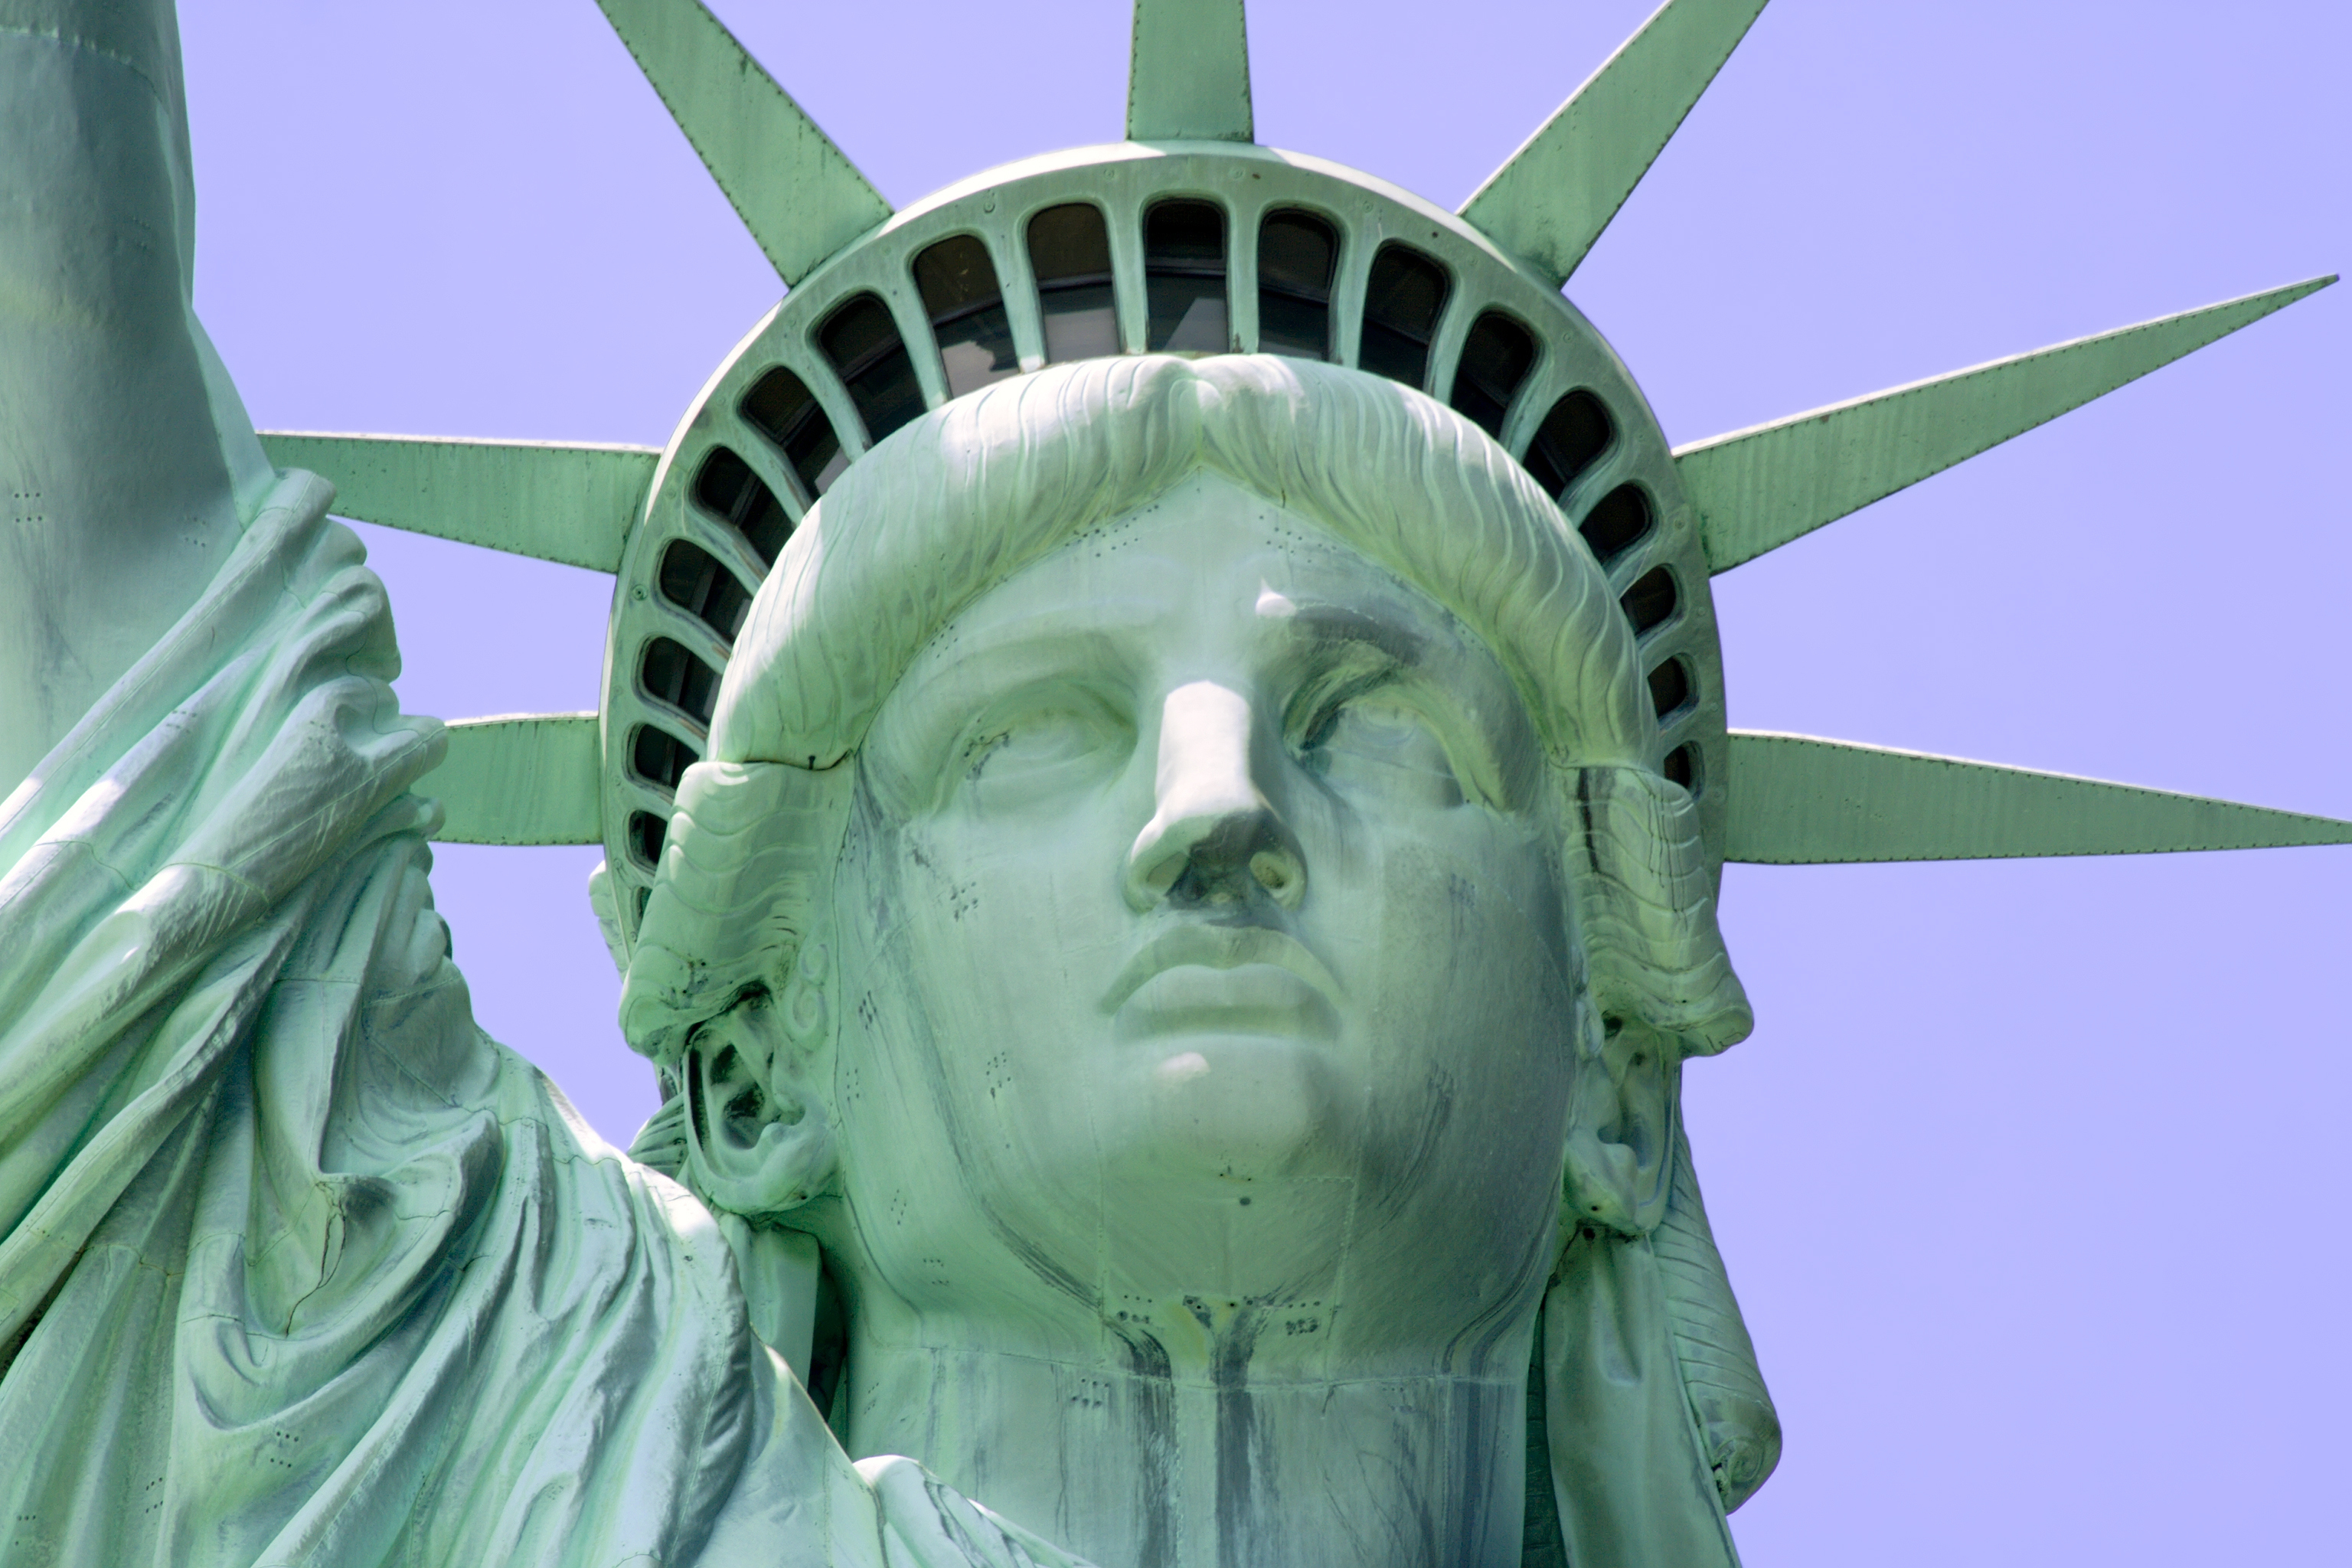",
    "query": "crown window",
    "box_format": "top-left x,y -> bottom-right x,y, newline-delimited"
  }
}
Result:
818,294 -> 925,445
1144,200 -> 1229,354
1027,203 -> 1119,363
1620,566 -> 1678,638
640,635 -> 720,725
1646,656 -> 1693,720
657,539 -> 755,644
1524,390 -> 1613,498
1579,483 -> 1653,567
690,446 -> 793,567
915,235 -> 1018,398
1449,311 -> 1537,436
631,724 -> 701,792
627,809 -> 669,869
1358,243 -> 1449,389
740,368 -> 847,506
1663,743 -> 1700,793
1256,209 -> 1337,361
